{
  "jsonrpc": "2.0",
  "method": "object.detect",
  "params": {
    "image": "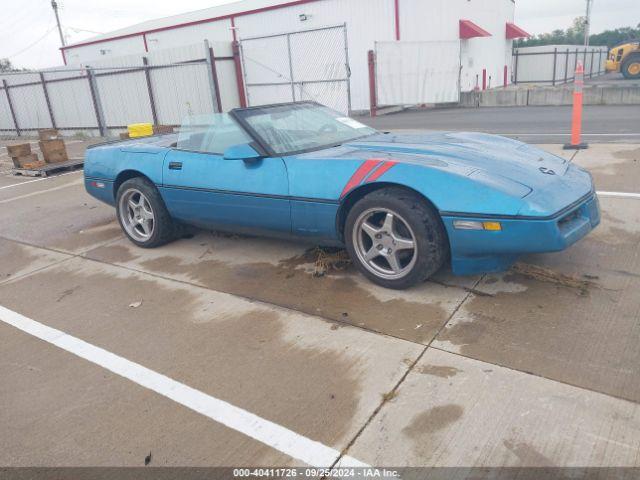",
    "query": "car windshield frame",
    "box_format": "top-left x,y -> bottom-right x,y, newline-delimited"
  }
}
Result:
229,102 -> 379,157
